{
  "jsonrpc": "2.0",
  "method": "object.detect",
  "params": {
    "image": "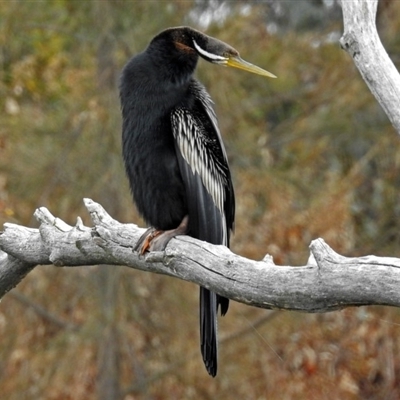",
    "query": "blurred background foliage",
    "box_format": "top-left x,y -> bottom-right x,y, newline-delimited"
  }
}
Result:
1,0 -> 400,398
